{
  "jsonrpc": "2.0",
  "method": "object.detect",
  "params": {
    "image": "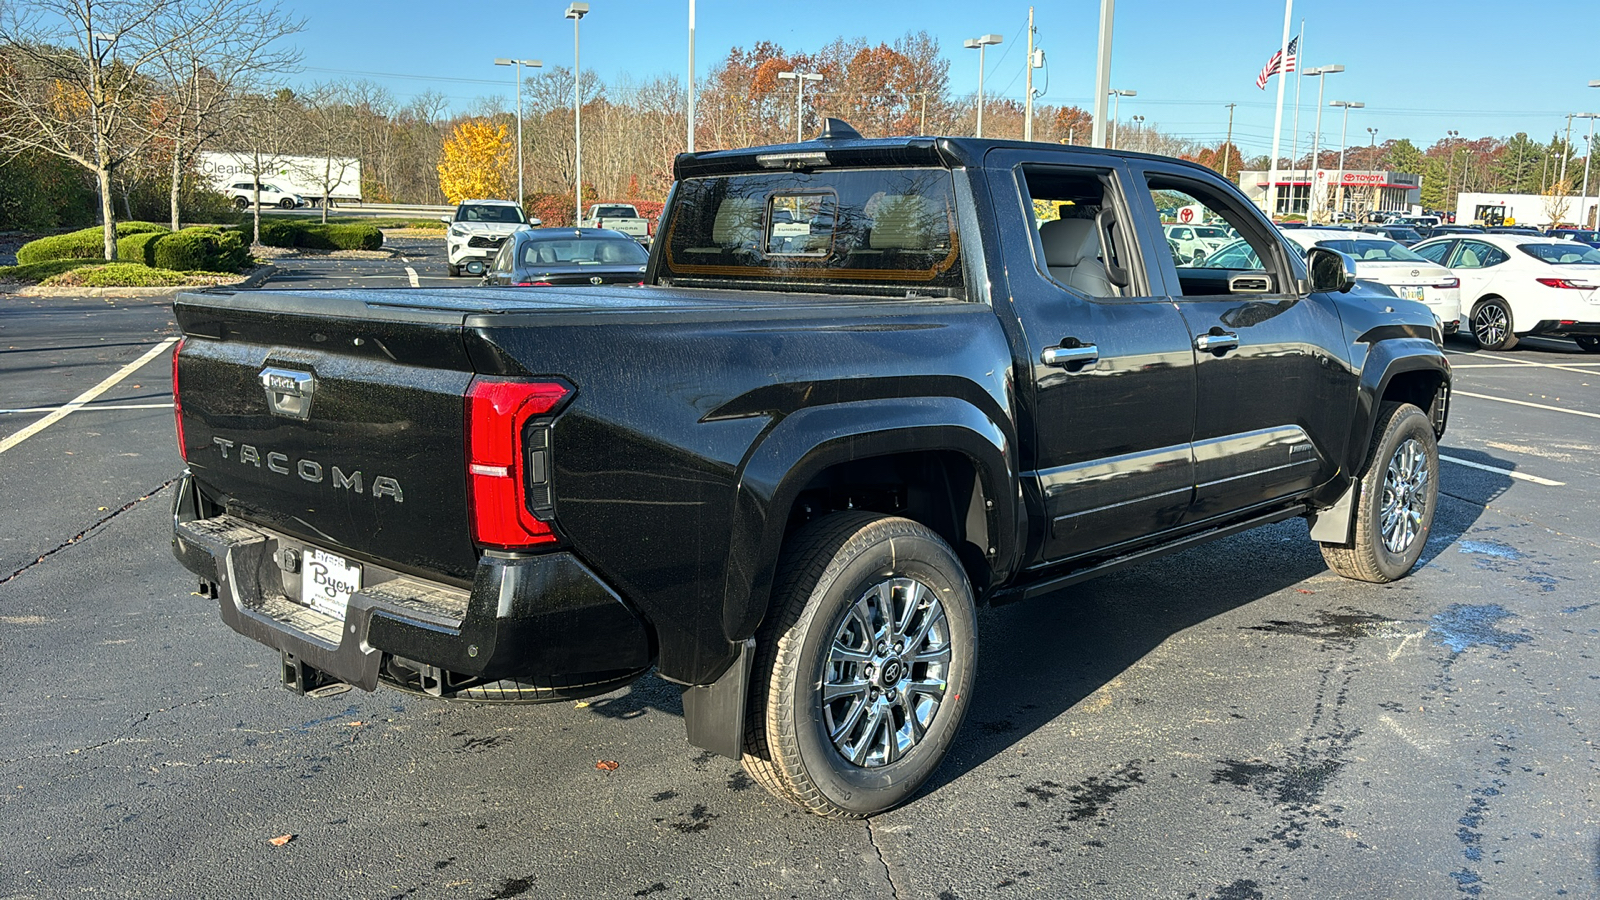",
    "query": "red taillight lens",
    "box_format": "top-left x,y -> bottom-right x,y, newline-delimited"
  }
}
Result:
1536,277 -> 1595,289
1432,278 -> 1459,289
513,281 -> 552,287
465,378 -> 570,549
172,338 -> 187,461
